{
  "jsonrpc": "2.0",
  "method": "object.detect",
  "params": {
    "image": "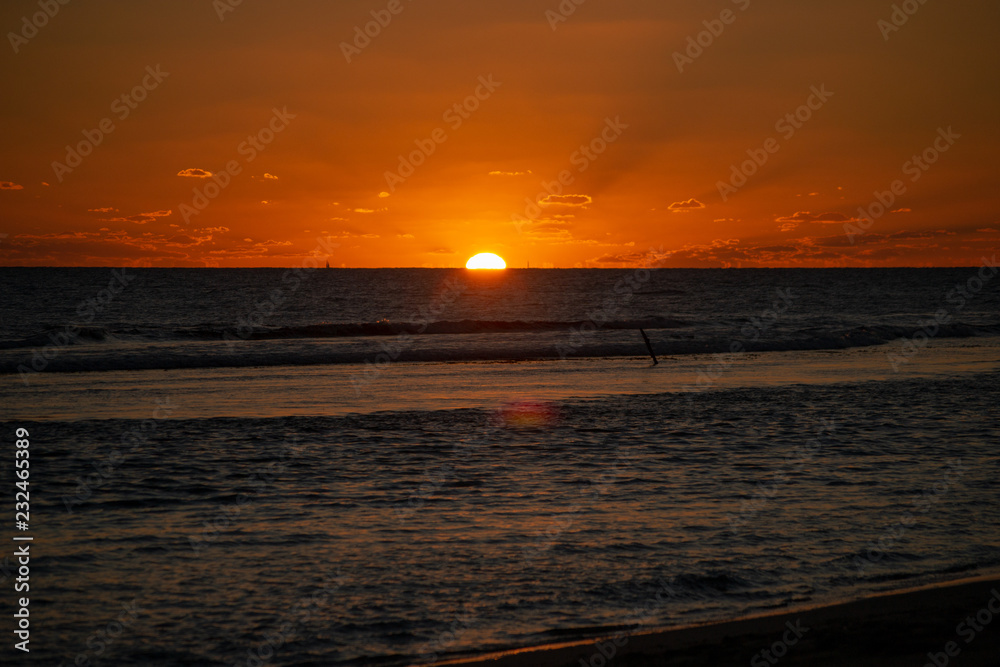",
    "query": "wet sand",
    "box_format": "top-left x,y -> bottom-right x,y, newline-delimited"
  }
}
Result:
432,575 -> 1000,666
